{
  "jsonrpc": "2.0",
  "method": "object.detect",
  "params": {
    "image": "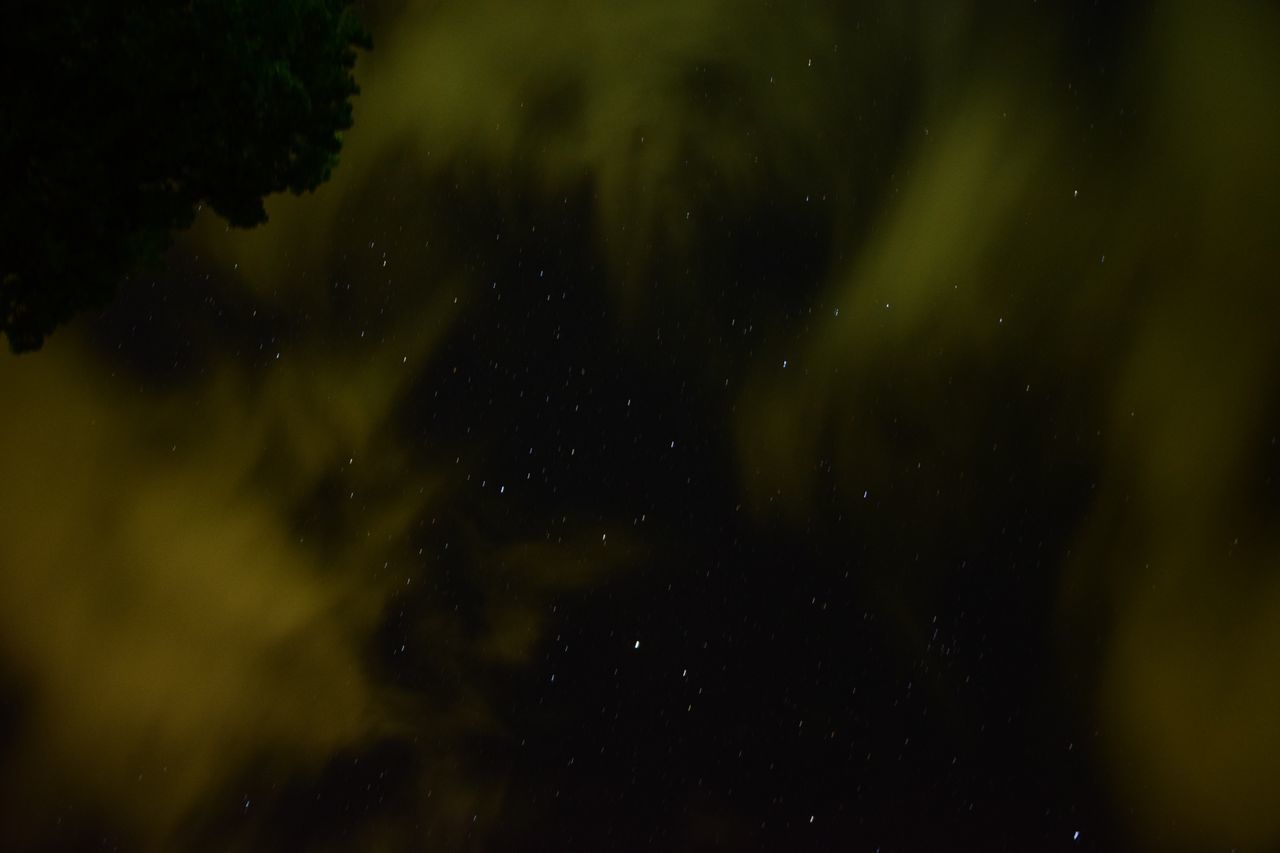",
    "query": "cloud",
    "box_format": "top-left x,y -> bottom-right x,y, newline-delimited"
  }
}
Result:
4,0 -> 1280,847
0,341 -> 395,845
729,1 -> 1280,847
